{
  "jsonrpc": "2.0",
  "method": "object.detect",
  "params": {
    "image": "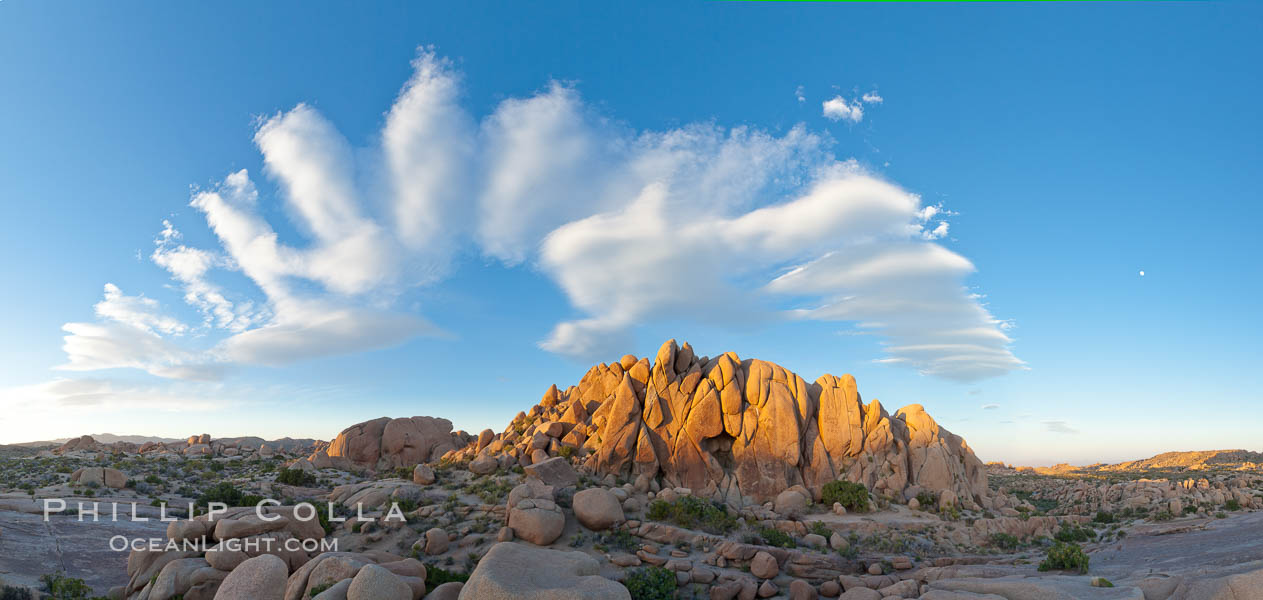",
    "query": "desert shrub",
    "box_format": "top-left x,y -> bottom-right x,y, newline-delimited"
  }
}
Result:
275,468 -> 317,487
425,565 -> 470,587
197,482 -> 251,507
1038,542 -> 1089,574
1215,511 -> 1228,519
623,566 -> 676,600
1014,490 -> 1059,514
391,498 -> 419,513
307,581 -> 333,597
989,532 -> 1020,550
1150,510 -> 1174,522
754,527 -> 796,548
915,491 -> 937,508
821,480 -> 869,513
39,572 -> 104,600
300,502 -> 335,535
467,477 -> 514,504
1054,524 -> 1094,543
1,585 -> 34,600
645,496 -> 738,534
808,521 -> 832,539
557,445 -> 576,459
597,529 -> 638,552
1225,499 -> 1242,511
1092,511 -> 1115,524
